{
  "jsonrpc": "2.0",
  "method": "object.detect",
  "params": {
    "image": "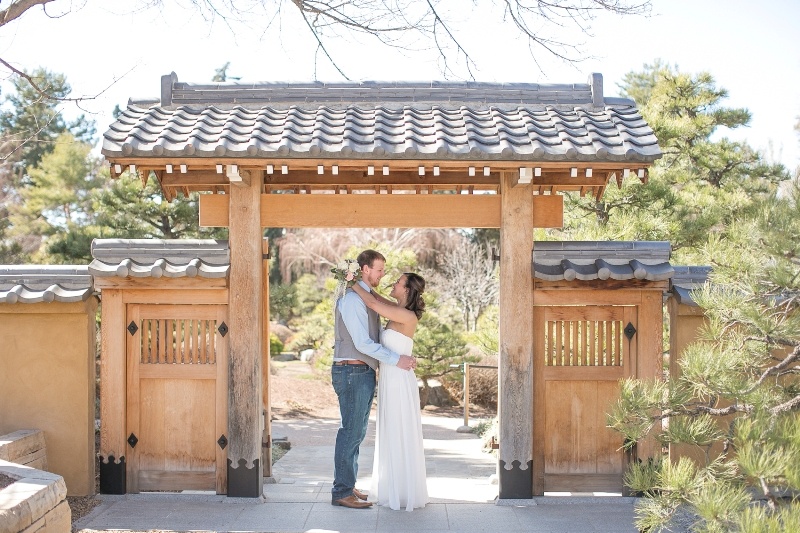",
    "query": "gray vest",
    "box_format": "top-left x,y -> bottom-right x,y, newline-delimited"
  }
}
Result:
334,288 -> 381,369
